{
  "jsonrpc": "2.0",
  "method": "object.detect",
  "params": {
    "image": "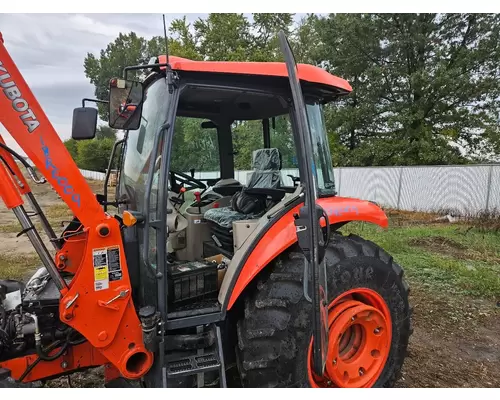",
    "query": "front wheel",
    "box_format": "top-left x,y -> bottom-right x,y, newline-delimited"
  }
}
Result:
235,233 -> 412,388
